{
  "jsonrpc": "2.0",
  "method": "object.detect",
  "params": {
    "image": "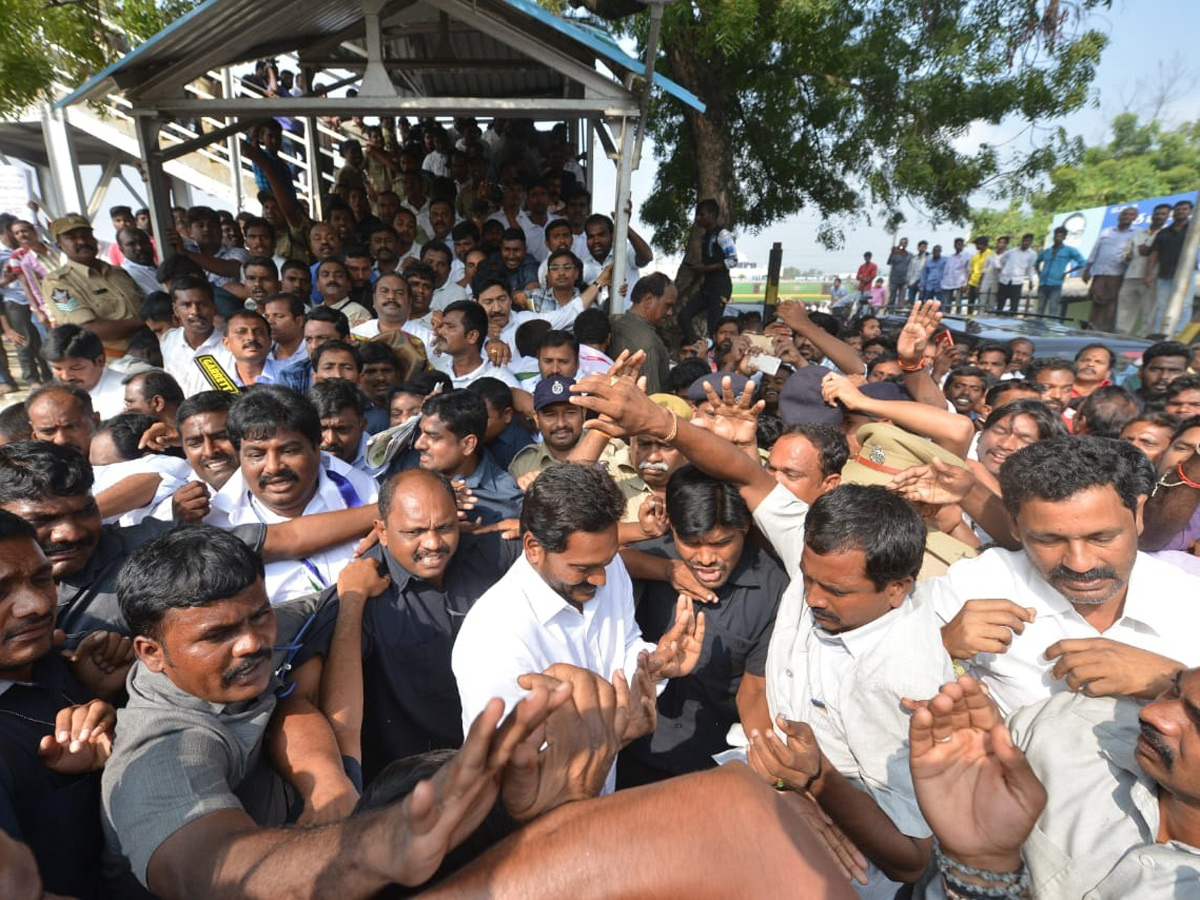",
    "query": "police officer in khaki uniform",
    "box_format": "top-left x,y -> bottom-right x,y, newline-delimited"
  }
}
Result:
41,214 -> 143,357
